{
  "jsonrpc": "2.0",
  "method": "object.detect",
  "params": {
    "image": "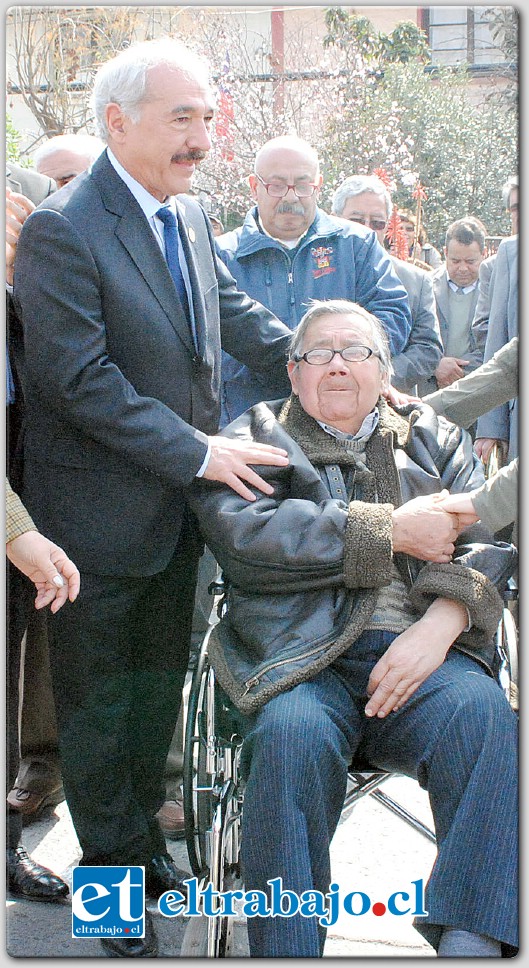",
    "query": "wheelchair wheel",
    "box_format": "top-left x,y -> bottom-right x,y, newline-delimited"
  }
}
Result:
180,865 -> 246,957
496,605 -> 519,712
183,628 -> 215,877
181,624 -> 246,956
